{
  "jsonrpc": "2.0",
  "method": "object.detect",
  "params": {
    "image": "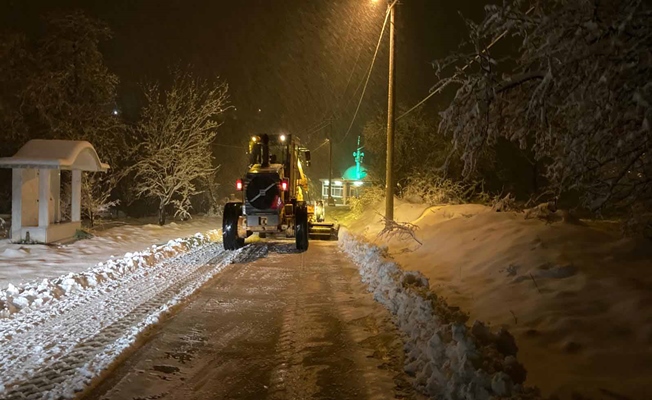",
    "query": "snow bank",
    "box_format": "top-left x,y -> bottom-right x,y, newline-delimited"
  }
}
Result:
0,216 -> 221,289
0,230 -> 219,317
340,229 -> 544,400
0,229 -> 238,399
348,202 -> 652,399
